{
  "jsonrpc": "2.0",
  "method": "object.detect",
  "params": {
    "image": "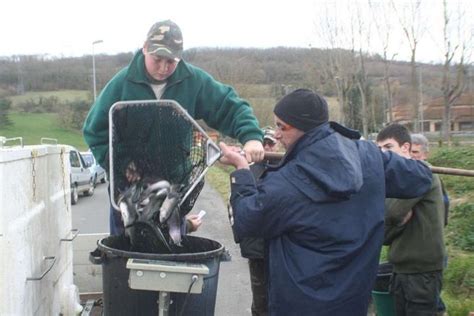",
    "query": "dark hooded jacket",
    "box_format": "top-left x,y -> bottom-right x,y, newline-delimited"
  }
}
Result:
230,123 -> 432,316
